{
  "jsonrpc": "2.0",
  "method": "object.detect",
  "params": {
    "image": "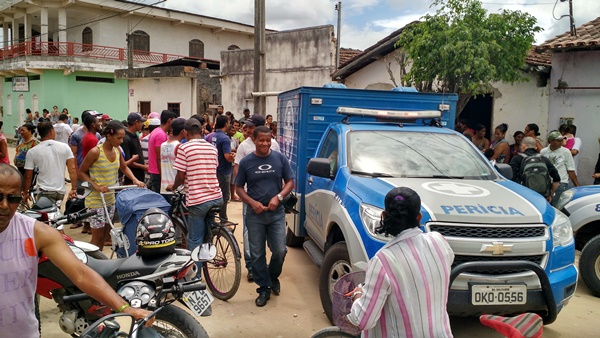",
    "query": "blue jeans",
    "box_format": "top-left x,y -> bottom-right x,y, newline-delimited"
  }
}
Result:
246,205 -> 287,293
243,203 -> 251,271
187,198 -> 223,273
